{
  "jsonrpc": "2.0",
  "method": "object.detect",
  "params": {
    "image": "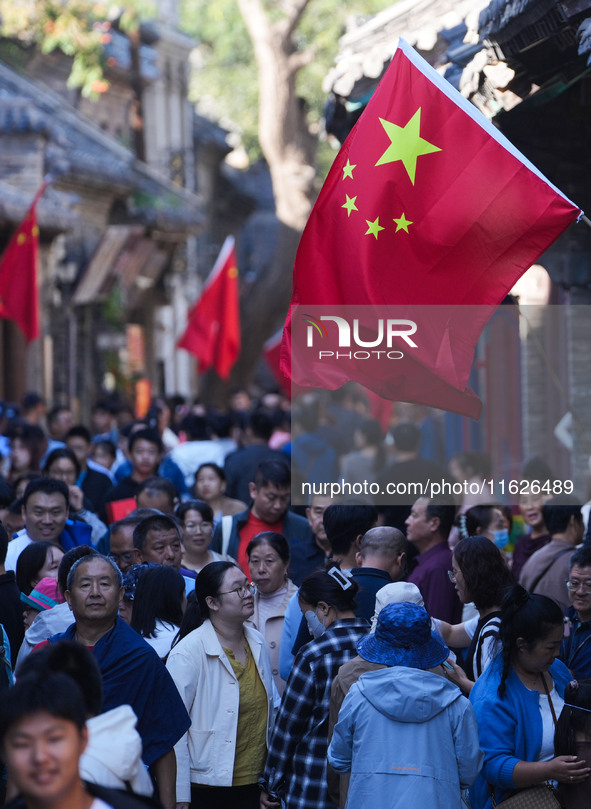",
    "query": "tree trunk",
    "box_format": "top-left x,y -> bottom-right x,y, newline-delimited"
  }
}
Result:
200,0 -> 317,401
